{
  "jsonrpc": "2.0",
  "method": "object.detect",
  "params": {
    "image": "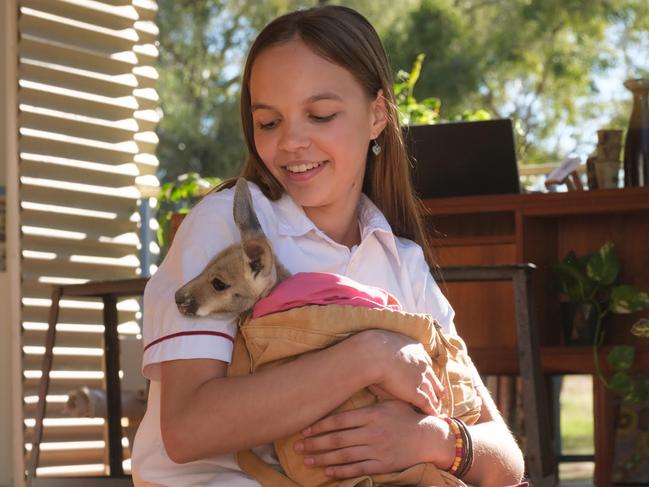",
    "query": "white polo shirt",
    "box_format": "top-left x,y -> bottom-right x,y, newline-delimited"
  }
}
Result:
131,182 -> 476,487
